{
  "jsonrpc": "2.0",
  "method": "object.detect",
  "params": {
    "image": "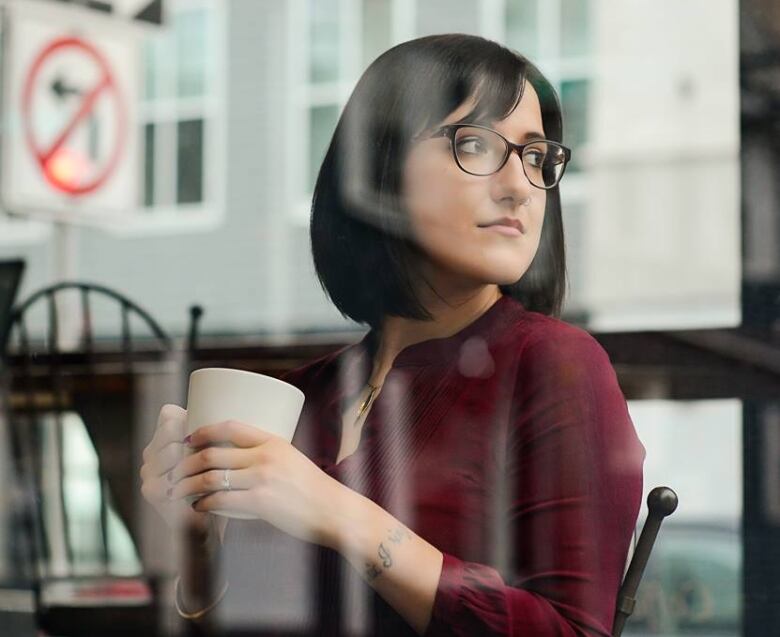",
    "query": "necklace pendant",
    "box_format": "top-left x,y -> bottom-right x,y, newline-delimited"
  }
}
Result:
355,385 -> 377,426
